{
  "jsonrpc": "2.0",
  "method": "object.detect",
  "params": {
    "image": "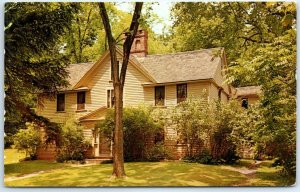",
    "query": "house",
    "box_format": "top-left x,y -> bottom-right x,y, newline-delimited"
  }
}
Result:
233,86 -> 261,109
36,29 -> 254,160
